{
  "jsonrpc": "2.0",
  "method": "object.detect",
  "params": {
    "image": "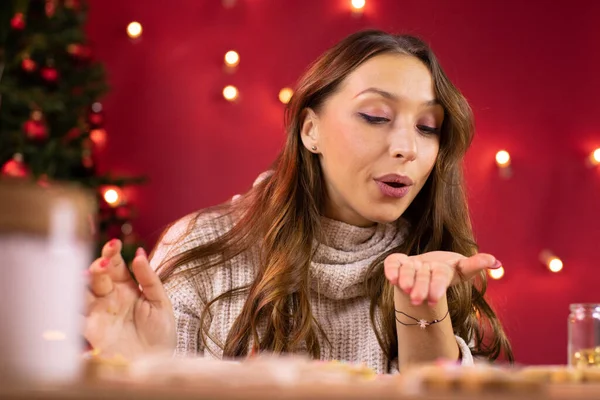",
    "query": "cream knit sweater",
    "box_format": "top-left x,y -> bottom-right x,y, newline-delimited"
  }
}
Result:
150,211 -> 473,374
